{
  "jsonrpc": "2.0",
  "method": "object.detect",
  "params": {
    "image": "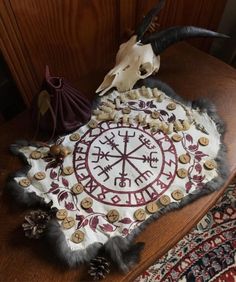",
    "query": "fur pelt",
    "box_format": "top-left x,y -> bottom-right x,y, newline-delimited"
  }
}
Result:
6,79 -> 229,272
